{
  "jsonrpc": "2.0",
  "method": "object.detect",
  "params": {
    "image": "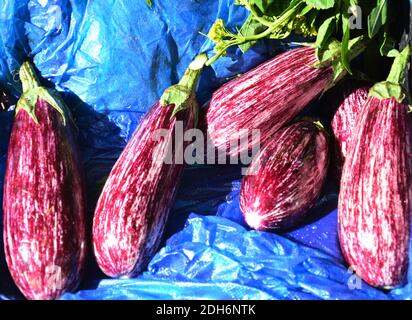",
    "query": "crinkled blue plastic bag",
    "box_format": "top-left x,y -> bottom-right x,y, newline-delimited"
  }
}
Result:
1,0 -> 412,300
62,214 -> 390,300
